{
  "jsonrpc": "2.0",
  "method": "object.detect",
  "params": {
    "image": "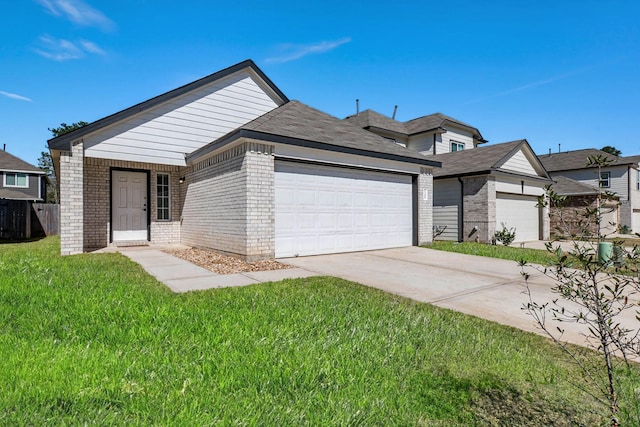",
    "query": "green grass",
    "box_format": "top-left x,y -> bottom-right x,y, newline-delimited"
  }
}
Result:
1,237 -> 638,425
425,241 -> 556,265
